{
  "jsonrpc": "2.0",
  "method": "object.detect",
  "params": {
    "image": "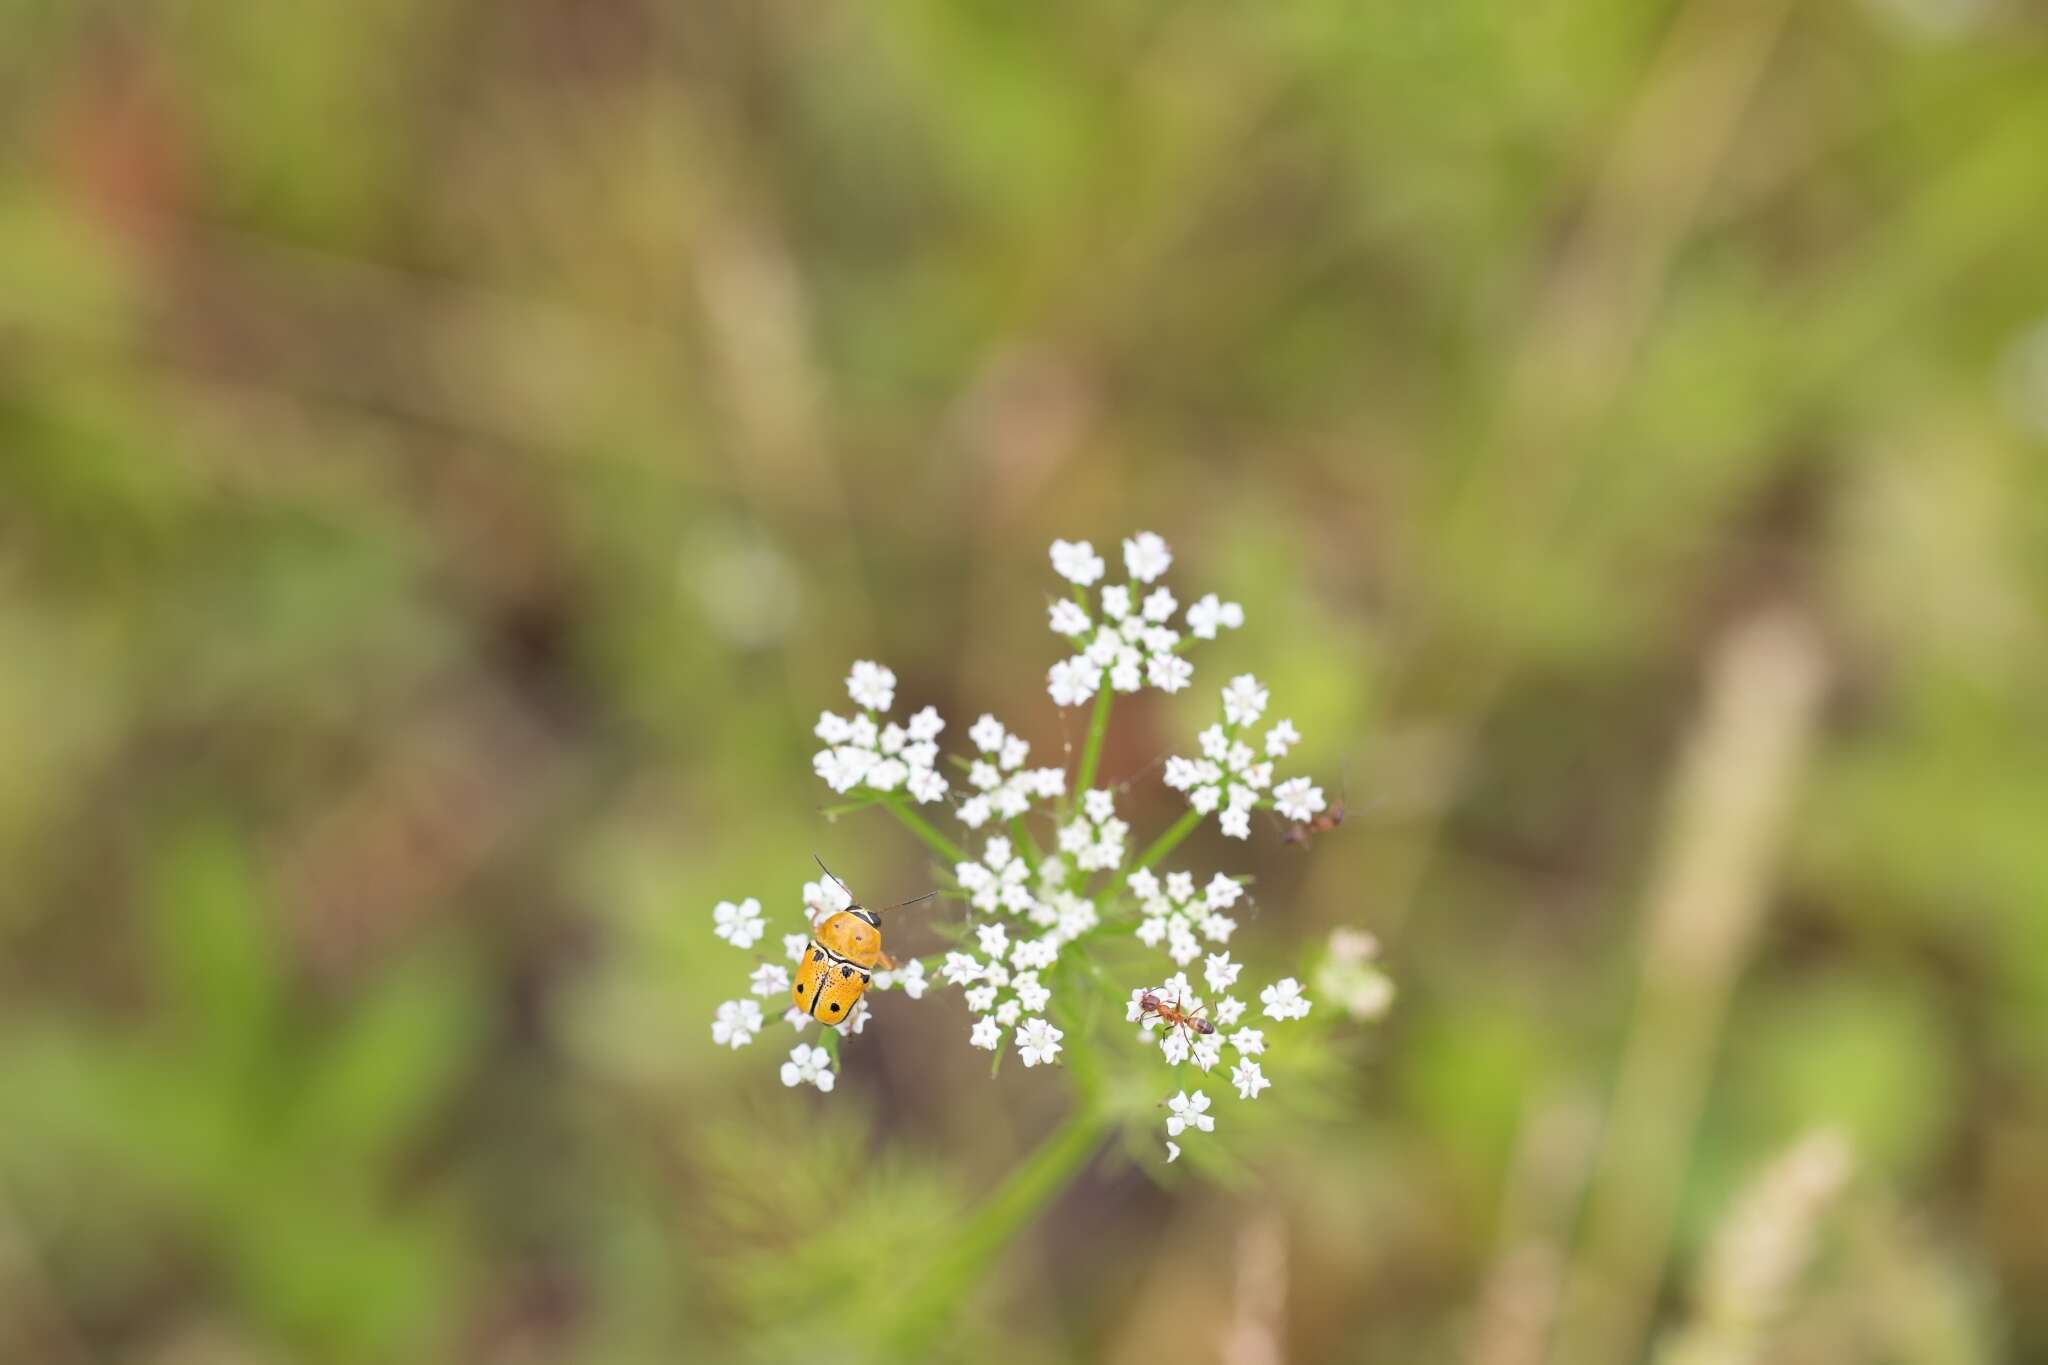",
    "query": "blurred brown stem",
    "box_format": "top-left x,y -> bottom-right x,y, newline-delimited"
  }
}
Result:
1551,608 -> 1828,1365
